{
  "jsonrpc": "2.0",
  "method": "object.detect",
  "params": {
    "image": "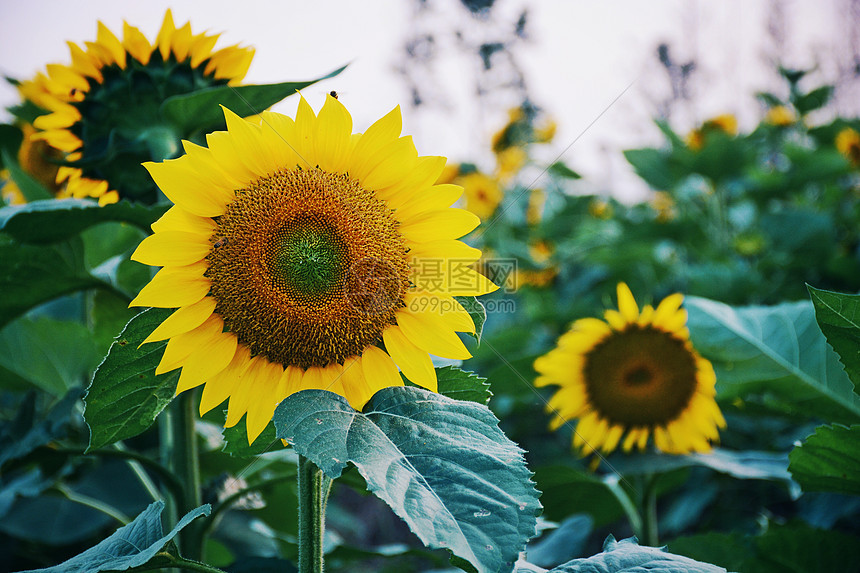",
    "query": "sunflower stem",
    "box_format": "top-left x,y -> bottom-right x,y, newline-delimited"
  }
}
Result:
640,474 -> 660,547
172,391 -> 204,562
297,454 -> 332,573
